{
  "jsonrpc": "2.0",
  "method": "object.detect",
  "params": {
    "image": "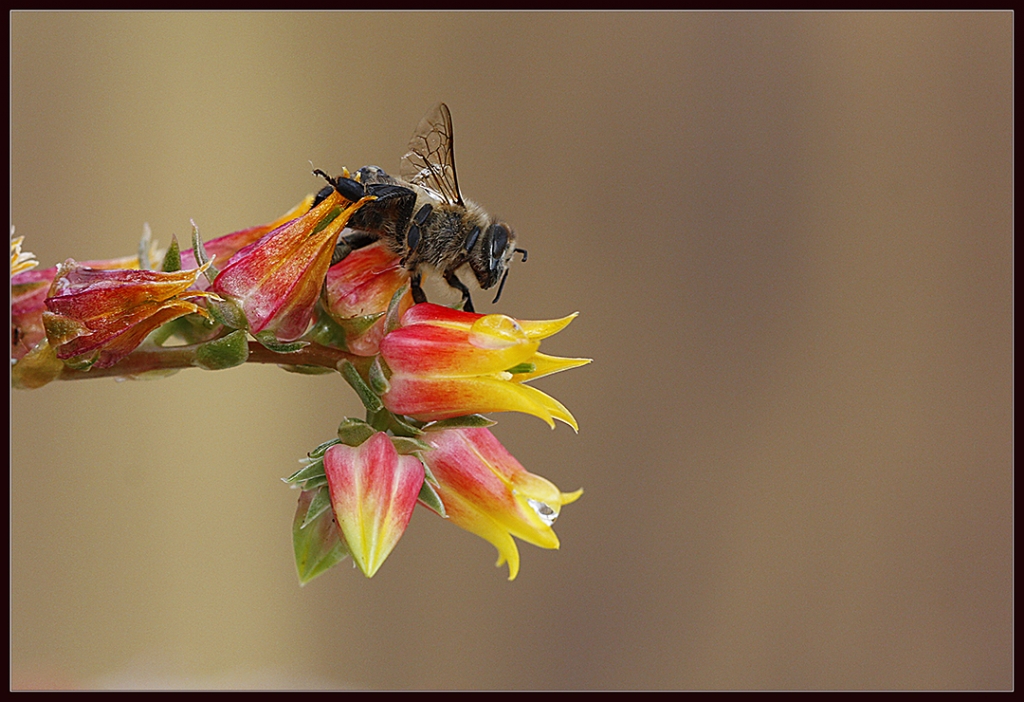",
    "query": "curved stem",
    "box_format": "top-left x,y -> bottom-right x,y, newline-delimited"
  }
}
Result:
55,340 -> 370,381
